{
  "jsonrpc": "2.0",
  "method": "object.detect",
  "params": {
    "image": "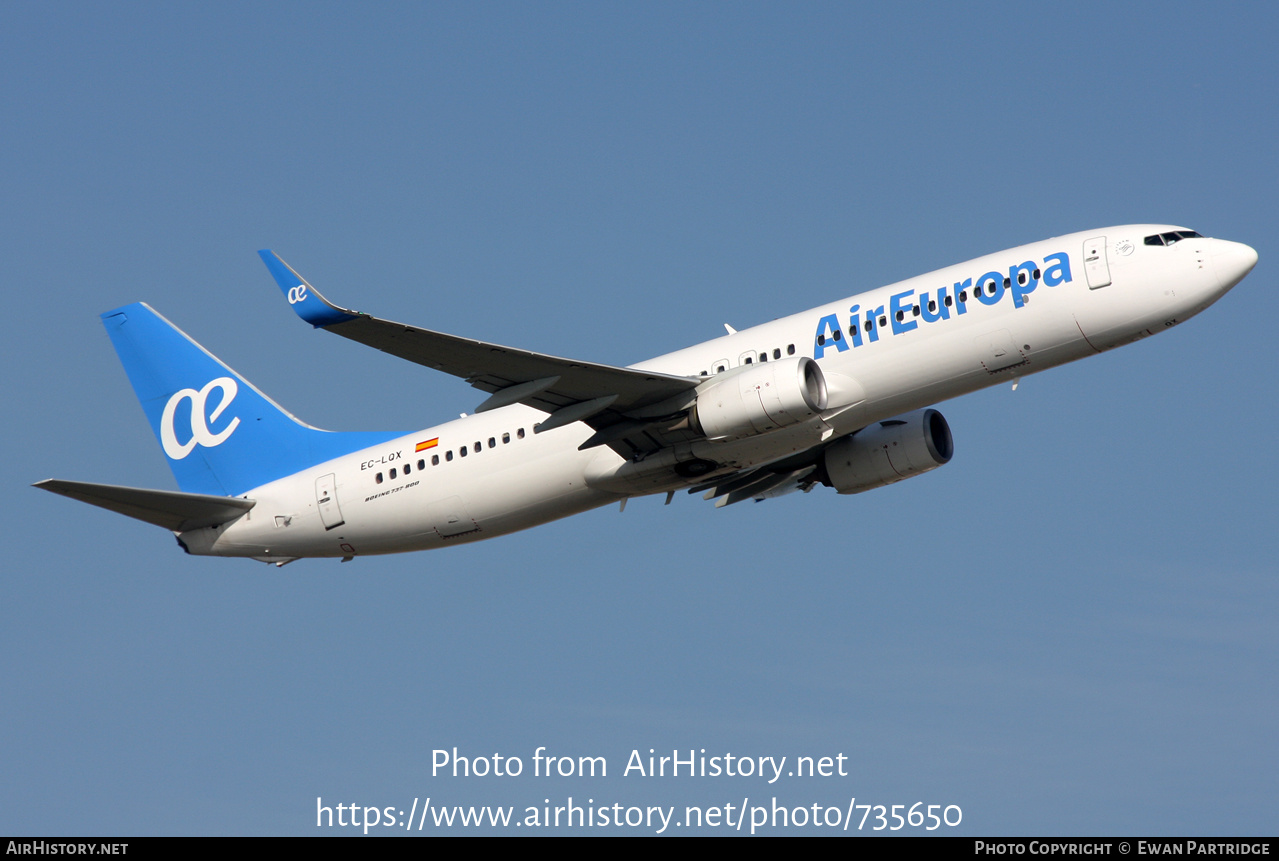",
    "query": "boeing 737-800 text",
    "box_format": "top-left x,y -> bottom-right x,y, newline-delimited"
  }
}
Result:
36,226 -> 1257,564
